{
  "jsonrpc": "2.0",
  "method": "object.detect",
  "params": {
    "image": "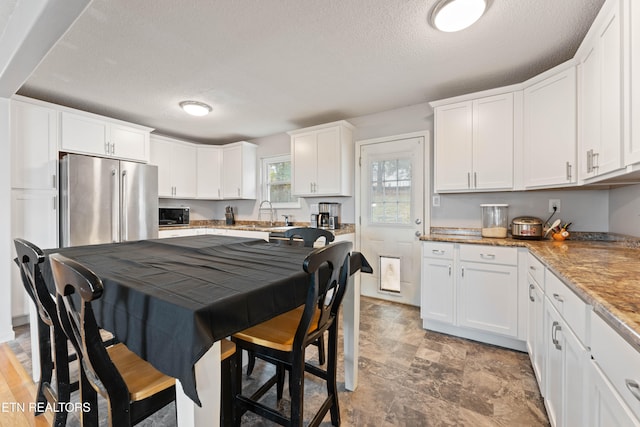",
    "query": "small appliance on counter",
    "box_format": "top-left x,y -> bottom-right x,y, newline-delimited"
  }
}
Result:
480,204 -> 509,238
159,207 -> 190,226
511,216 -> 543,240
318,202 -> 341,229
225,206 -> 235,225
